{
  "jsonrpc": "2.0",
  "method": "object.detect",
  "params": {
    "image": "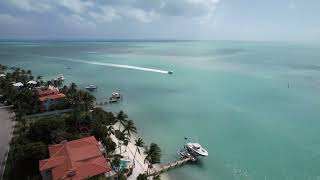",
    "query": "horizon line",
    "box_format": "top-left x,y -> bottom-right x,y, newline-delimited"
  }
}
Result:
0,38 -> 316,44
